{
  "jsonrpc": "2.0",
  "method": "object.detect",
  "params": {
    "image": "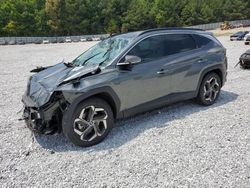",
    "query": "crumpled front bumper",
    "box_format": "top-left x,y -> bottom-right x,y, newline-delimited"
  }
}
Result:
22,90 -> 64,134
22,107 -> 45,133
